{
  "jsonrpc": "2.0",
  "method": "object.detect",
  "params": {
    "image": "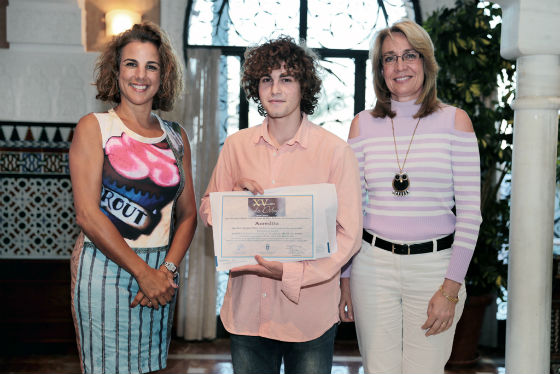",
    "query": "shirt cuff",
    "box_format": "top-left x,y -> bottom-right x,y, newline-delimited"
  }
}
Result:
281,261 -> 304,304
